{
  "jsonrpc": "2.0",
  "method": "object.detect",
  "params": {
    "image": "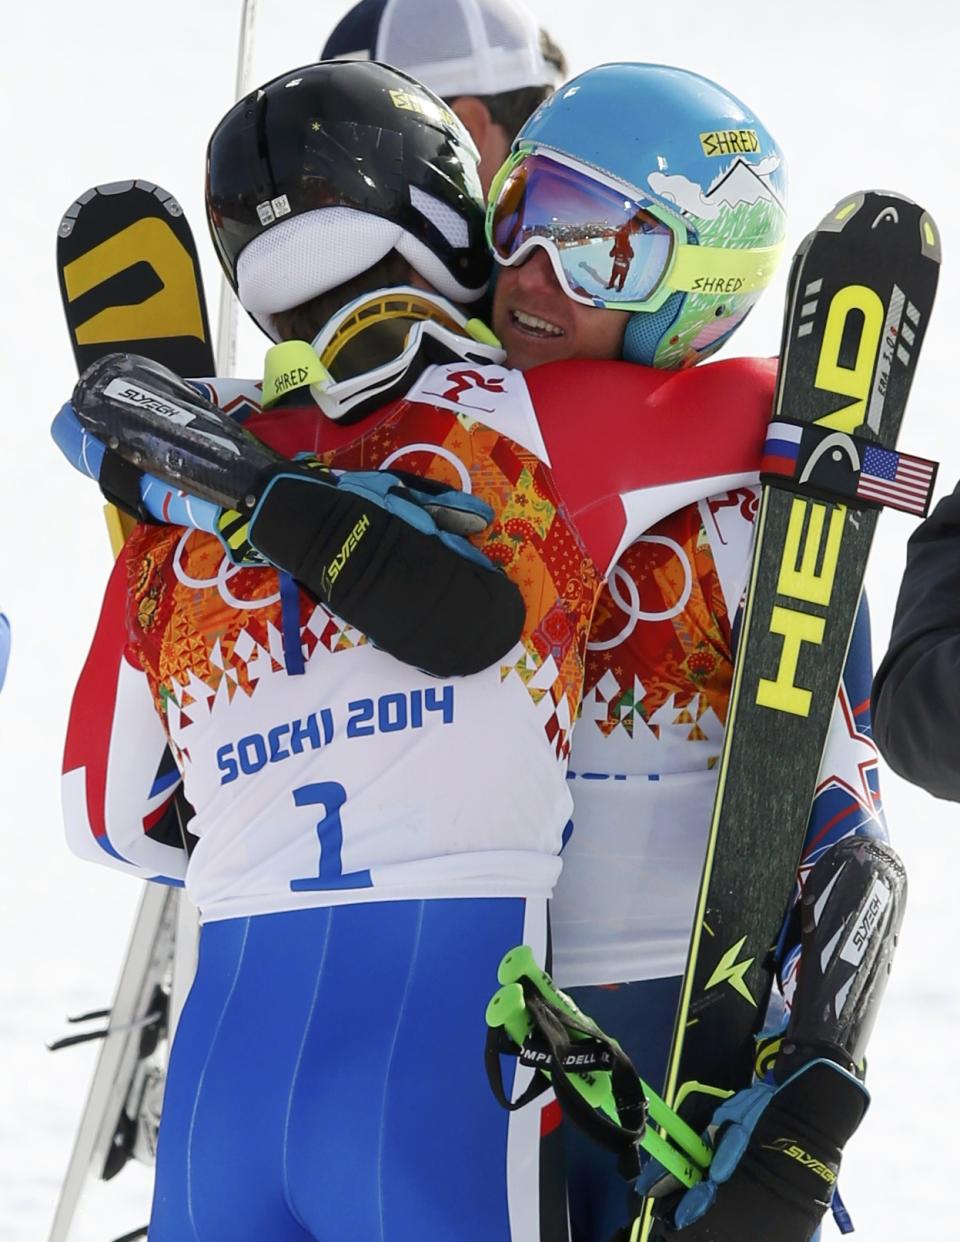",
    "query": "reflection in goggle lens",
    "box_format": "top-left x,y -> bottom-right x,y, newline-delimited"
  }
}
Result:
491,155 -> 676,305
